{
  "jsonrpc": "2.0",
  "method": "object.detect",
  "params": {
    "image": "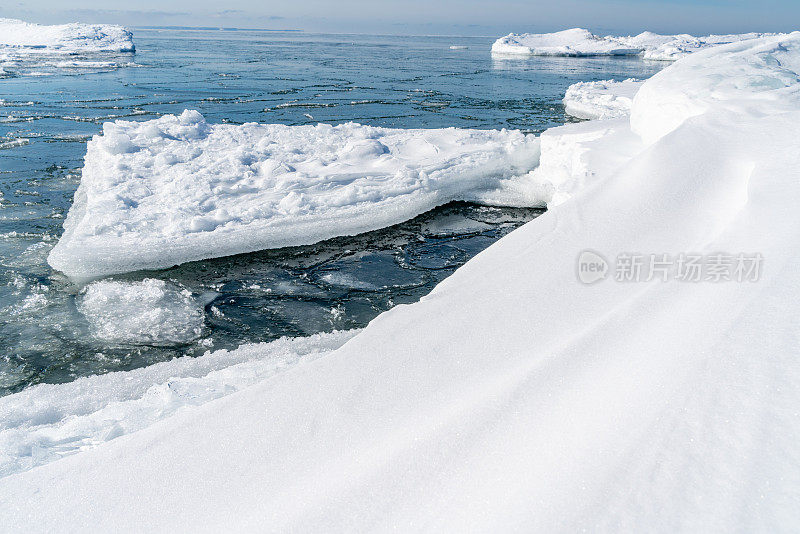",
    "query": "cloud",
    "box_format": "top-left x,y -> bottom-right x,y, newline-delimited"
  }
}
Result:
65,9 -> 190,18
